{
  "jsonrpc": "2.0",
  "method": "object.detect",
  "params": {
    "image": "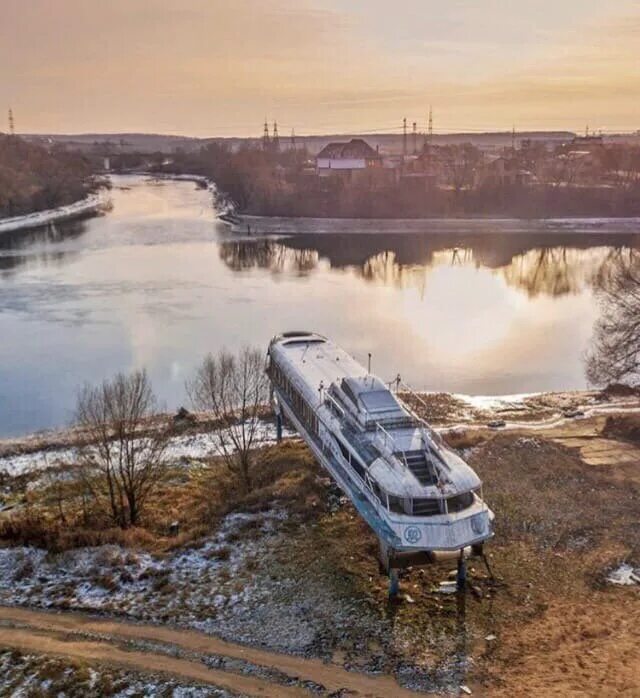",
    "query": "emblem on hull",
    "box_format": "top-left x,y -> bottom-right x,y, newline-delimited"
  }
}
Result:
404,526 -> 422,544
